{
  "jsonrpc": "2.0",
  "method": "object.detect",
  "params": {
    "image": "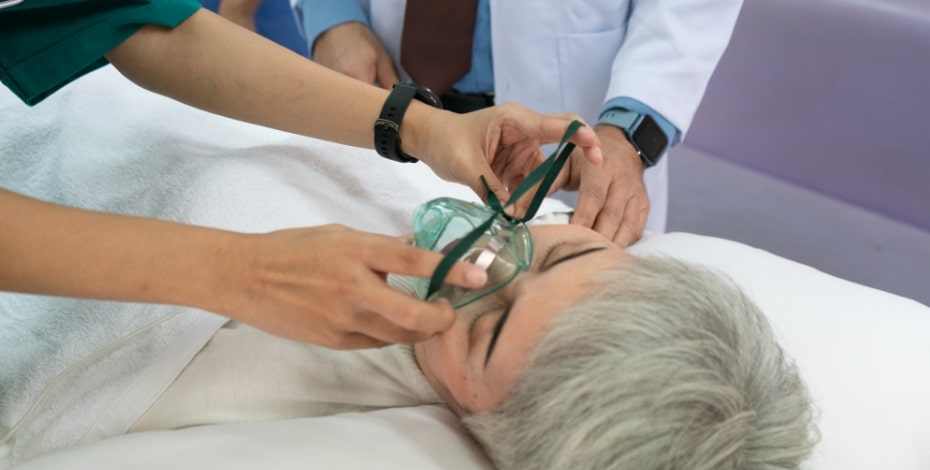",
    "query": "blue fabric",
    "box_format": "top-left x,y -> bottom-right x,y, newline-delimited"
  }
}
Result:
601,96 -> 681,147
297,0 -> 367,57
200,0 -> 307,56
299,0 -> 492,94
451,0 -> 492,94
